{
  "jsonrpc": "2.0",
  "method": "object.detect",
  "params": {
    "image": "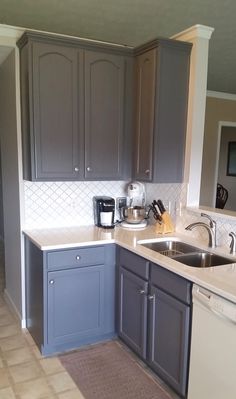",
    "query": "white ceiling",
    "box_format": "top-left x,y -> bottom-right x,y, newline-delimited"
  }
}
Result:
0,0 -> 236,94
